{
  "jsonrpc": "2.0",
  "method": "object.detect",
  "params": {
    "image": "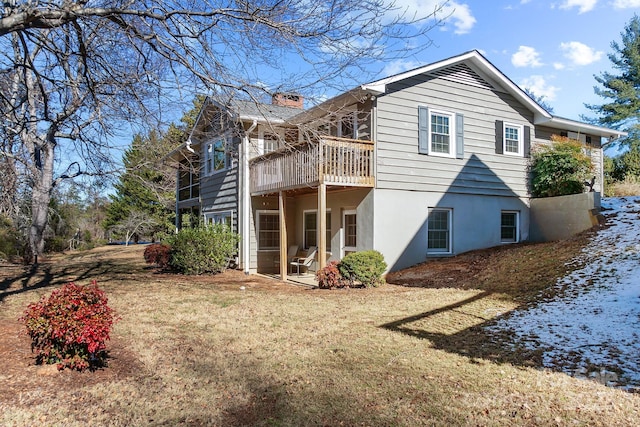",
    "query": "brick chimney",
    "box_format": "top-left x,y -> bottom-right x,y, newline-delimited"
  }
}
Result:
272,93 -> 304,109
